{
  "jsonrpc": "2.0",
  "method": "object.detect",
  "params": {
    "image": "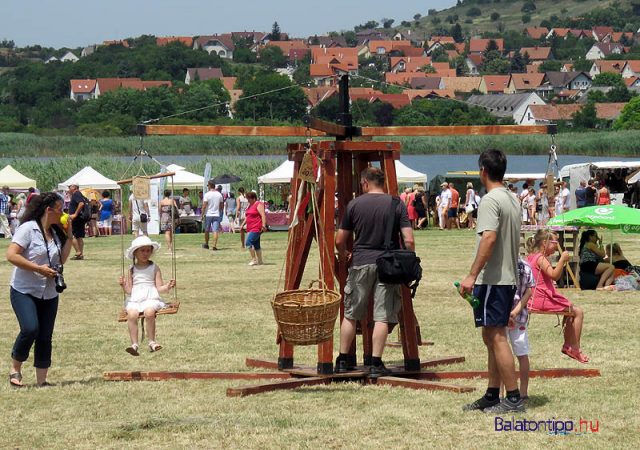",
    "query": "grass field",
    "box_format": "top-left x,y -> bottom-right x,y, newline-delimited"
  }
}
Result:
0,229 -> 639,449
